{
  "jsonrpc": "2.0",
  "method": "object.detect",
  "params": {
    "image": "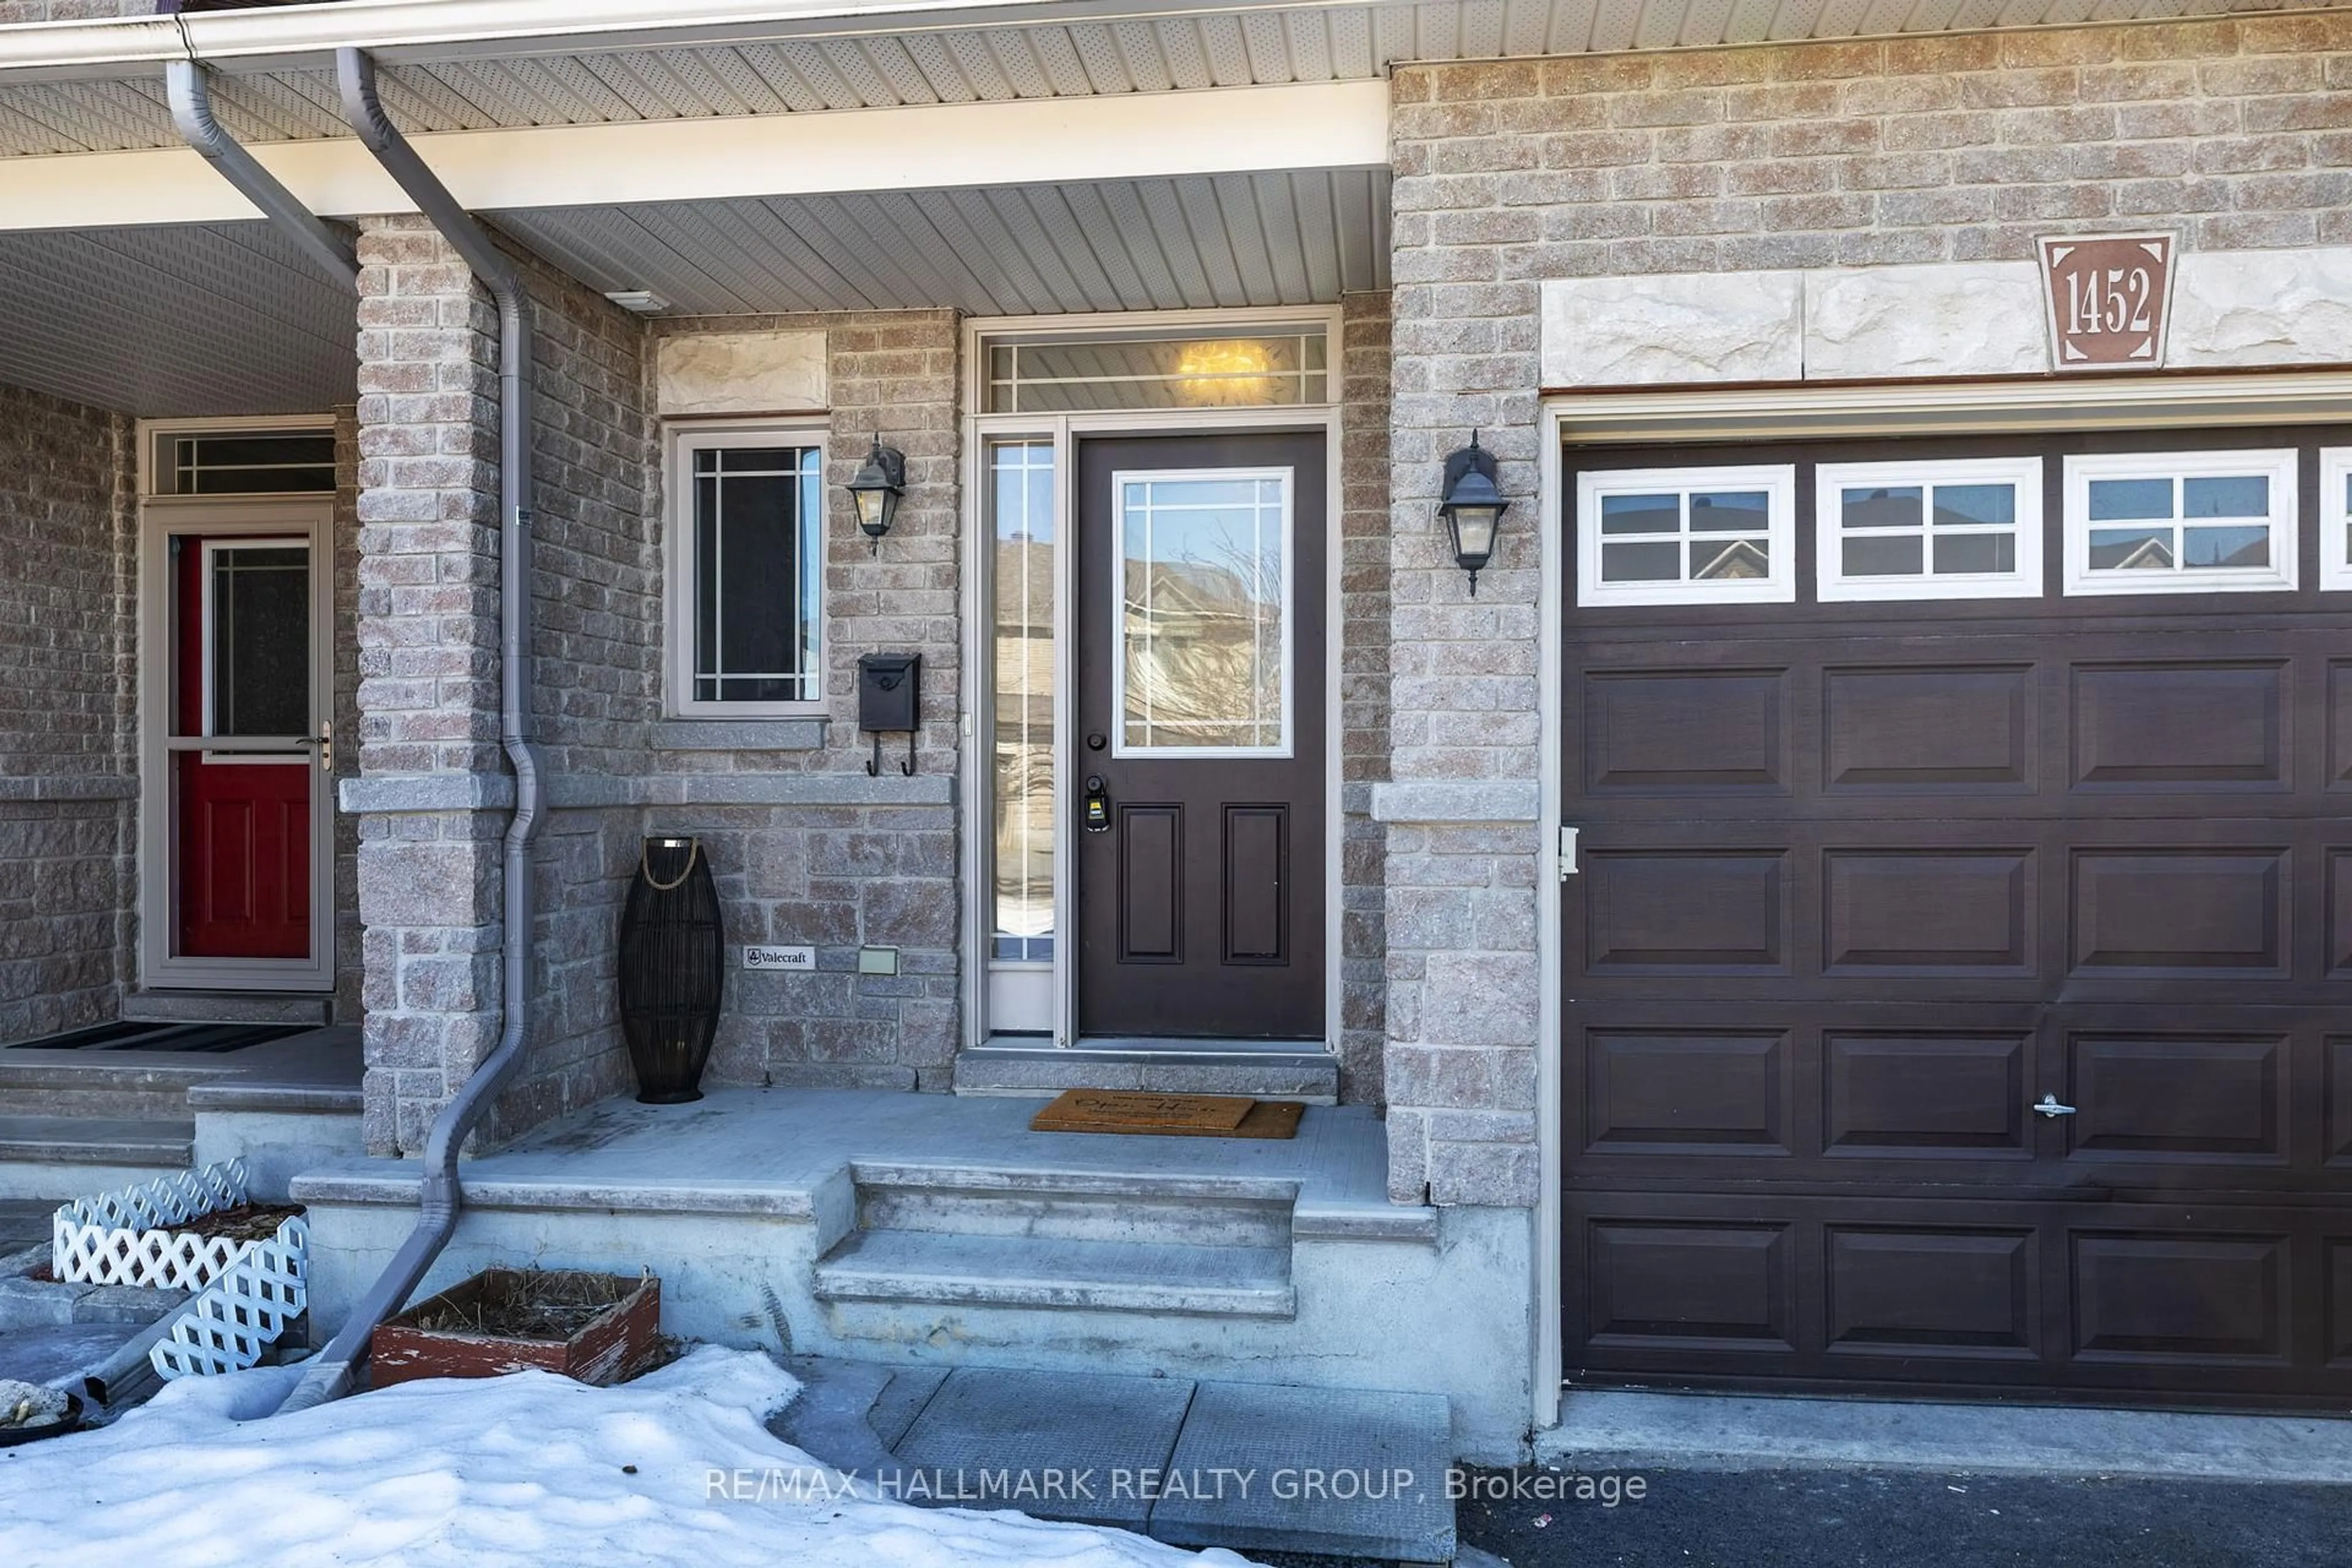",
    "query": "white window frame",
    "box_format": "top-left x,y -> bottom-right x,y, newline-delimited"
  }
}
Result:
1575,464 -> 1796,607
664,420 -> 829,719
2320,448 -> 2352,592
1109,465 -> 1296,761
2061,448 -> 2299,596
1814,456 -> 2045,603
